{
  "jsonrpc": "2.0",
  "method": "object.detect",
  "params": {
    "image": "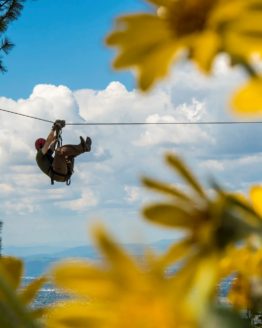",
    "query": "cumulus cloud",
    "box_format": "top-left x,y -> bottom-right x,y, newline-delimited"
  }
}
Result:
1,56 -> 261,246
57,189 -> 98,211
200,160 -> 225,172
124,185 -> 141,204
